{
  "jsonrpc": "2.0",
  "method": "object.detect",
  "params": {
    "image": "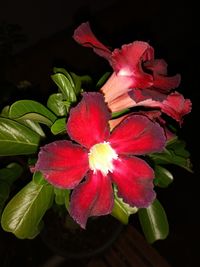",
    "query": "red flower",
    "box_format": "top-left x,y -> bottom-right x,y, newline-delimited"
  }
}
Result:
109,110 -> 175,141
35,93 -> 166,228
73,22 -> 191,123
